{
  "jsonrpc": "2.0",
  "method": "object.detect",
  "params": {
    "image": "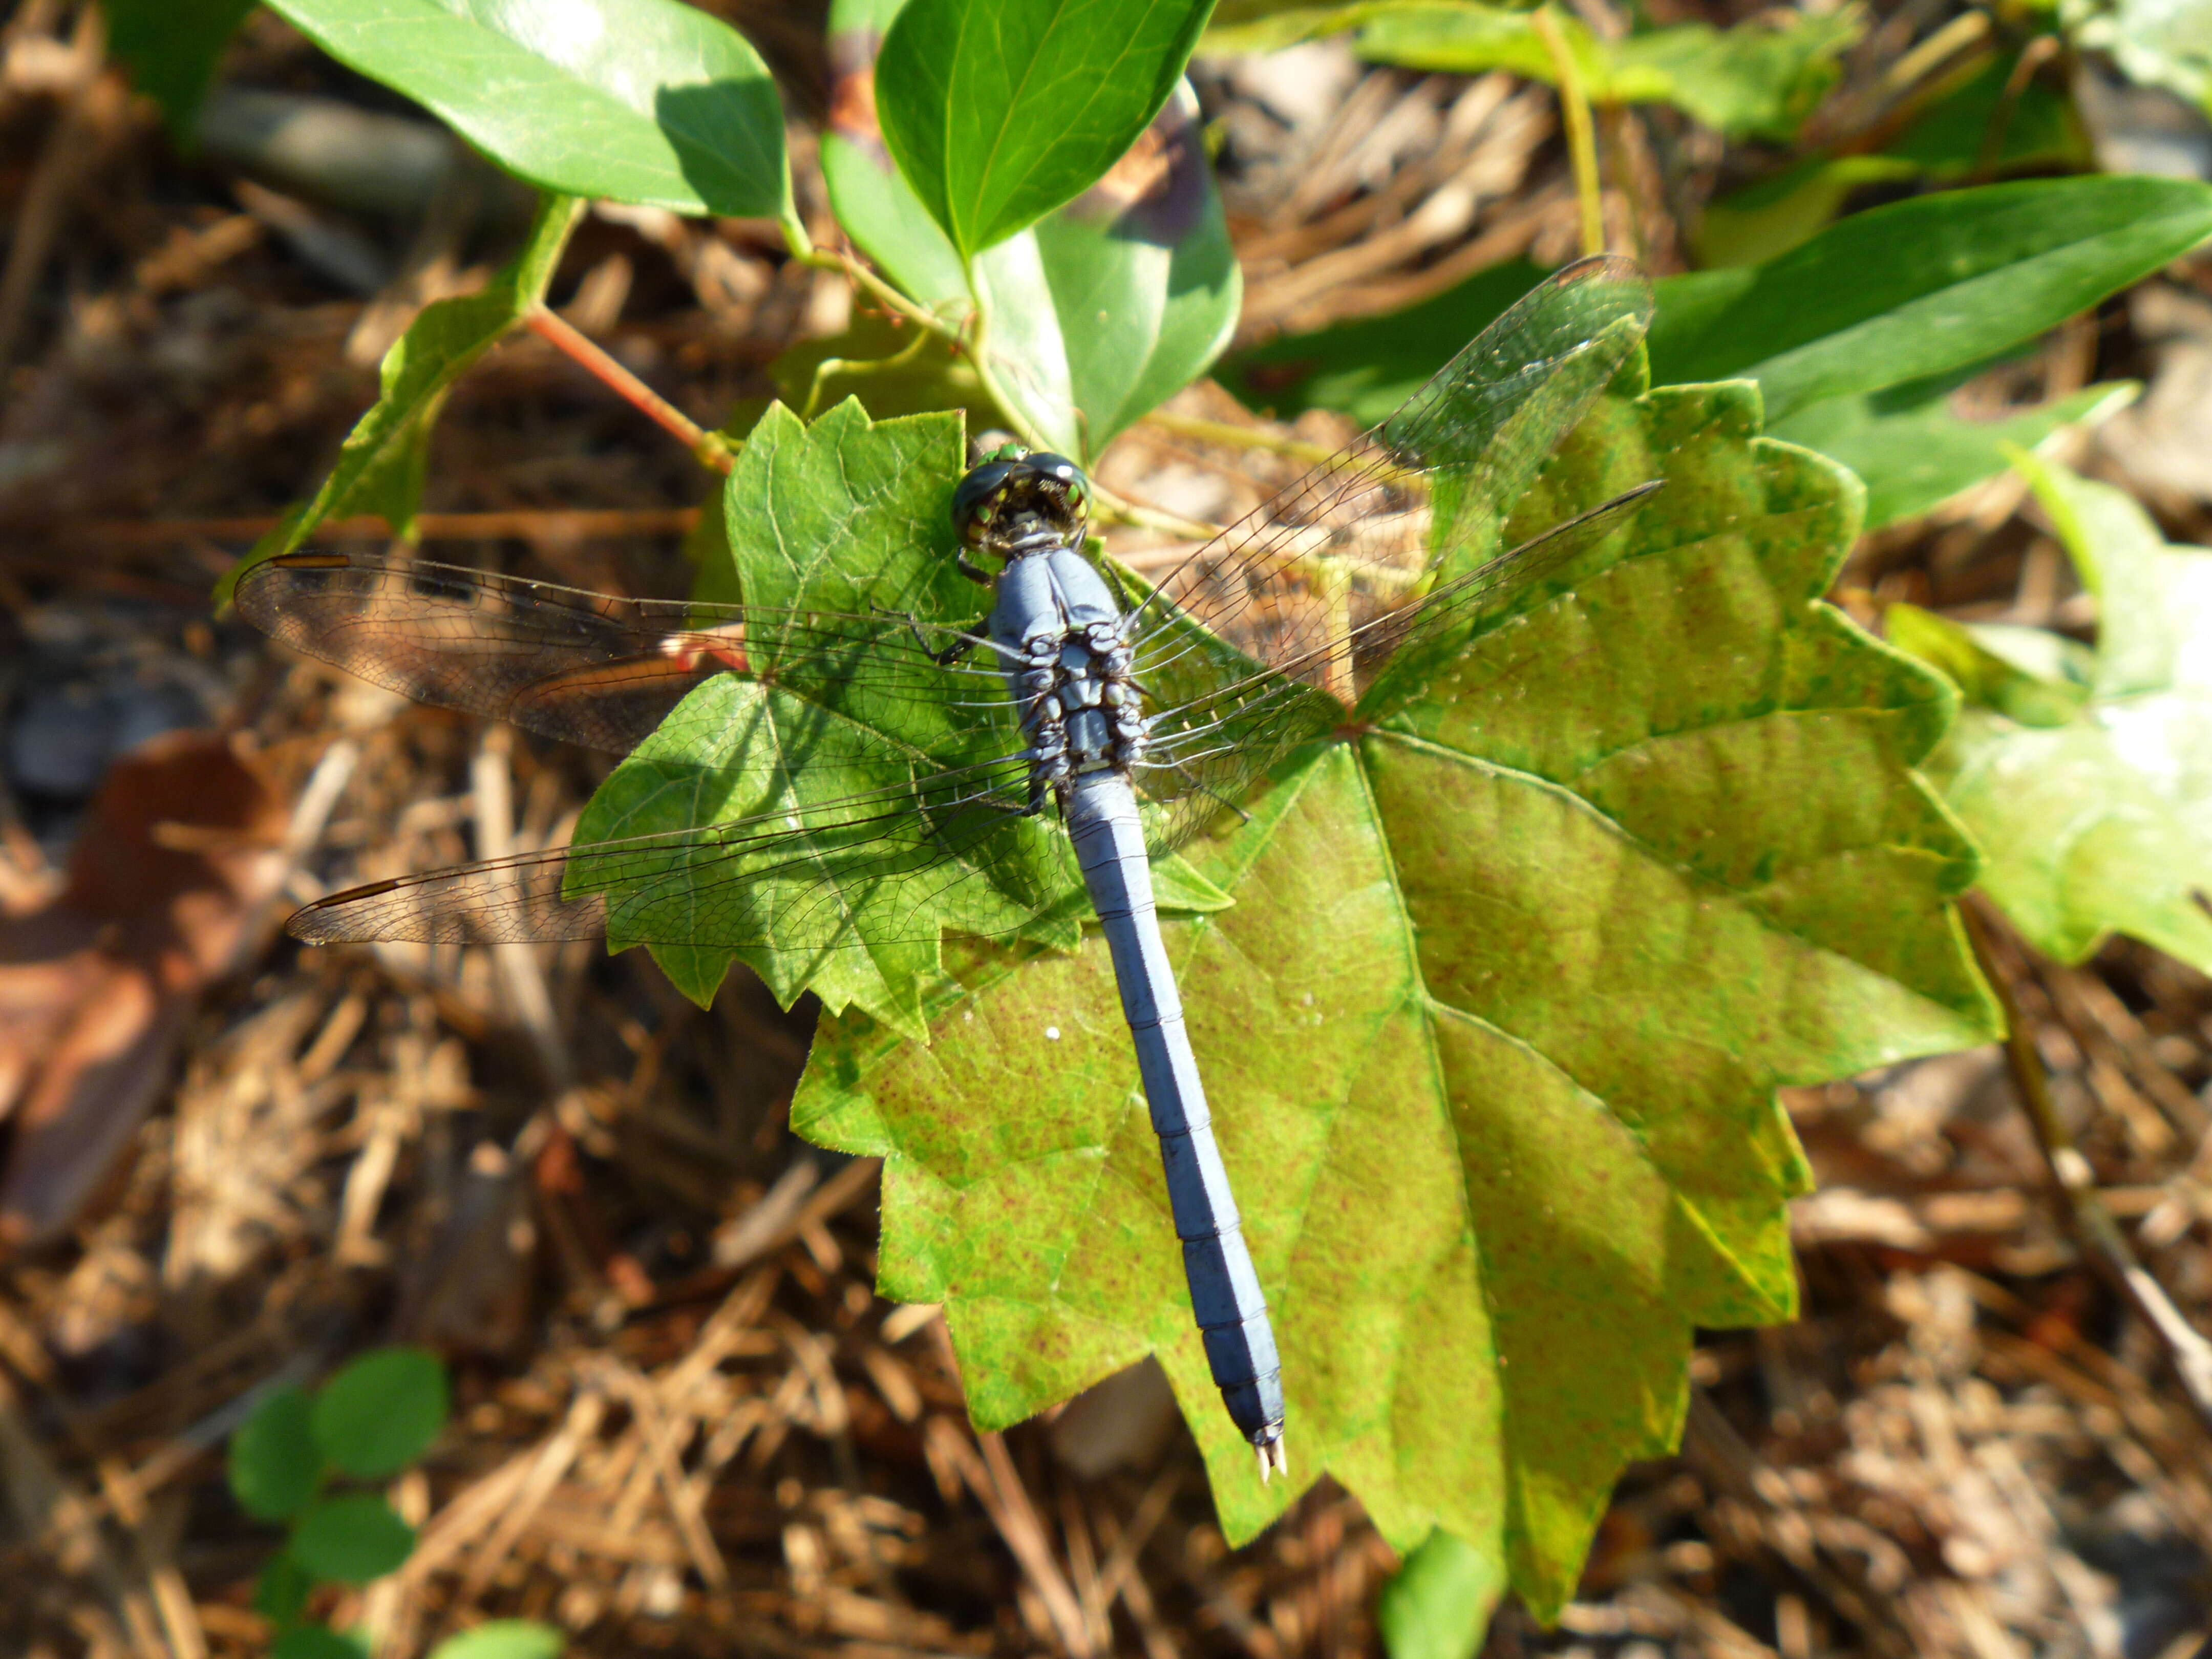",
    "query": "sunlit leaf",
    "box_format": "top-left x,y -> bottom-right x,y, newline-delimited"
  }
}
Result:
875,0 -> 1214,257
1377,1529 -> 1504,1659
1649,175 -> 2212,423
427,1622 -> 568,1659
1895,453 -> 2212,972
2068,0 -> 2212,111
825,0 -> 1239,459
1349,2 -> 1859,140
1200,0 -> 1396,53
263,0 -> 793,222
